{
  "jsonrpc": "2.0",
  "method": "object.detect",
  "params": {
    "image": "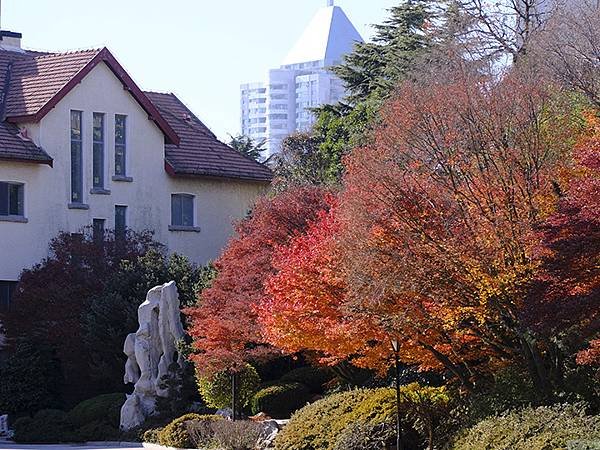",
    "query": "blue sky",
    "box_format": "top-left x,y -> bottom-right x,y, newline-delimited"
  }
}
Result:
3,0 -> 398,140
